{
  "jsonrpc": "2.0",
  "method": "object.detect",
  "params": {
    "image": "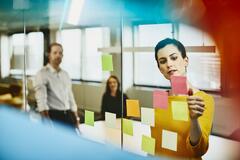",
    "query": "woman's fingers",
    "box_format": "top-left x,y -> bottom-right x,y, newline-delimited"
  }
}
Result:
187,96 -> 203,102
188,105 -> 205,112
187,96 -> 206,119
188,106 -> 204,119
191,110 -> 203,116
188,101 -> 205,107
